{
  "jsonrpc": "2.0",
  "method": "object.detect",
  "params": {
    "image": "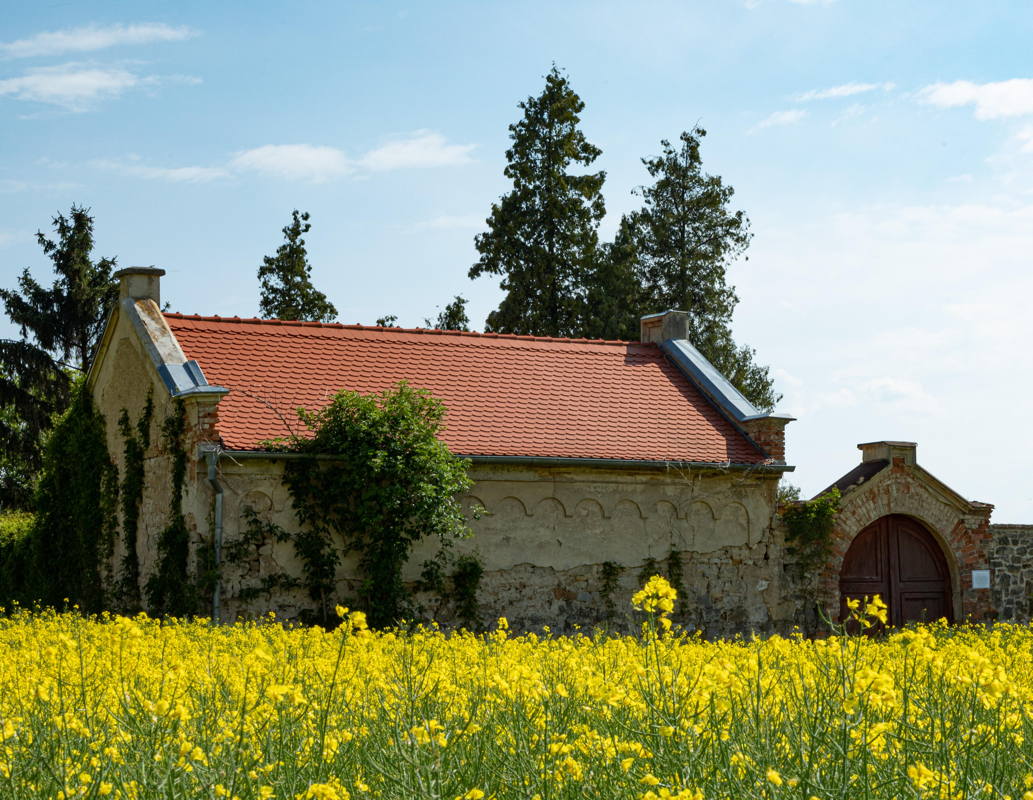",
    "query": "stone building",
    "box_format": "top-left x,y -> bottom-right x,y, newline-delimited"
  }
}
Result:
86,267 -> 1023,633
